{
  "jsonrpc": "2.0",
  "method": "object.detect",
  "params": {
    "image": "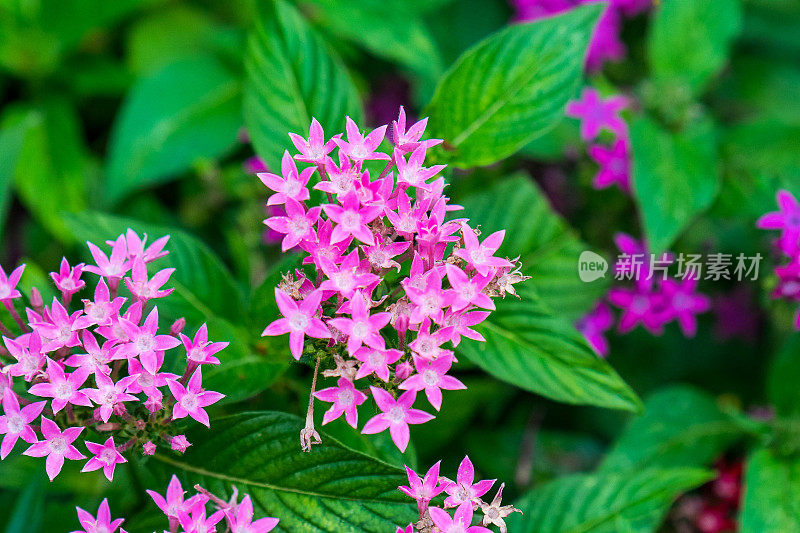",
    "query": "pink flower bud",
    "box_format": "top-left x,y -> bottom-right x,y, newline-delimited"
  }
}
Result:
170,317 -> 186,336
395,361 -> 413,381
144,396 -> 162,413
142,441 -> 156,455
30,287 -> 43,308
170,435 -> 191,453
